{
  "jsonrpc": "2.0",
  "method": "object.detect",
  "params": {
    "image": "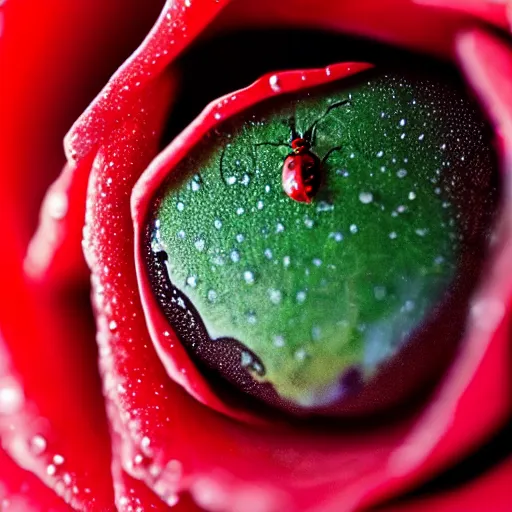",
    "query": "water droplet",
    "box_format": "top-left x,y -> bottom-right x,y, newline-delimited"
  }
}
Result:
296,291 -> 307,303
53,454 -> 64,465
304,218 -> 314,228
194,239 -> 205,252
47,464 -> 57,476
389,231 -> 397,239
276,223 -> 285,233
29,435 -> 47,456
257,200 -> 264,210
403,300 -> 415,312
236,234 -> 245,243
177,202 -> 185,212
312,326 -> 322,341
268,289 -> 282,304
312,258 -> 322,267
230,250 -> 240,263
47,192 -> 68,220
207,290 -> 217,302
186,275 -> 197,287
471,297 -> 505,331
283,256 -> 291,267
212,254 -> 225,266
329,232 -> 343,242
227,176 -> 236,185
359,191 -> 373,204
397,169 -> 407,178
243,271 -> 255,284
109,320 -> 117,331
350,224 -> 358,234
269,75 -> 281,92
399,119 -> 406,127
246,311 -> 257,324
376,150 -> 384,158
0,379 -> 23,414
418,133 -> 425,141
241,351 -> 253,367
295,348 -> 307,362
273,335 -> 285,347
236,207 -> 245,215
214,112 -> 222,120
214,219 -> 222,229
408,191 -> 416,200
264,248 -> 273,260
374,286 -> 387,300
177,230 -> 186,240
